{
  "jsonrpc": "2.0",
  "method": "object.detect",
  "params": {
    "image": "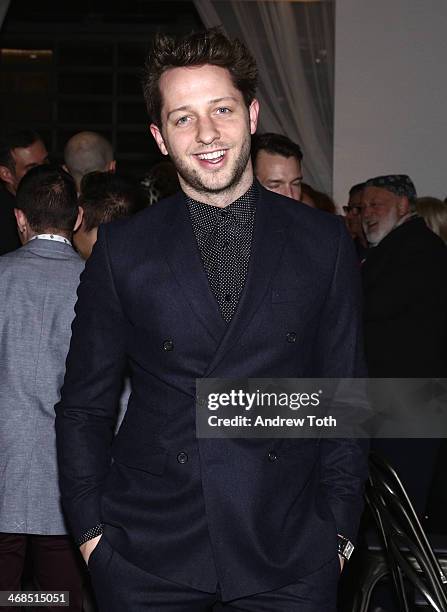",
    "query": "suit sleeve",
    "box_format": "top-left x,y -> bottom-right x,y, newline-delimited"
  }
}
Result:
55,226 -> 129,542
314,220 -> 369,544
